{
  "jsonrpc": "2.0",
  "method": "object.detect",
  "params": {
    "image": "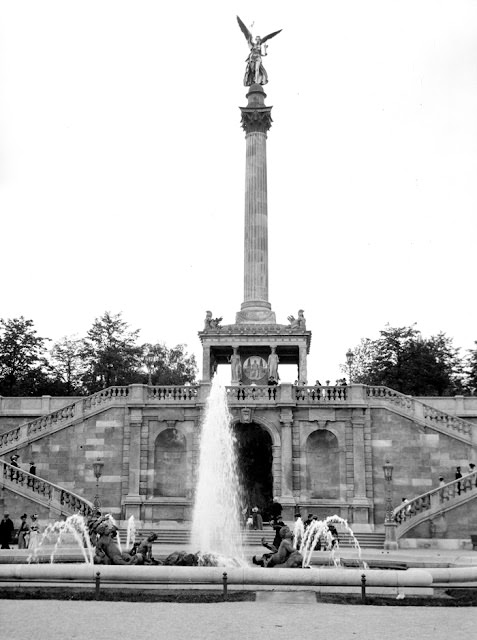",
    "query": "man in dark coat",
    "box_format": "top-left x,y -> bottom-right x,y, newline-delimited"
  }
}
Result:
0,513 -> 14,549
269,497 -> 283,524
